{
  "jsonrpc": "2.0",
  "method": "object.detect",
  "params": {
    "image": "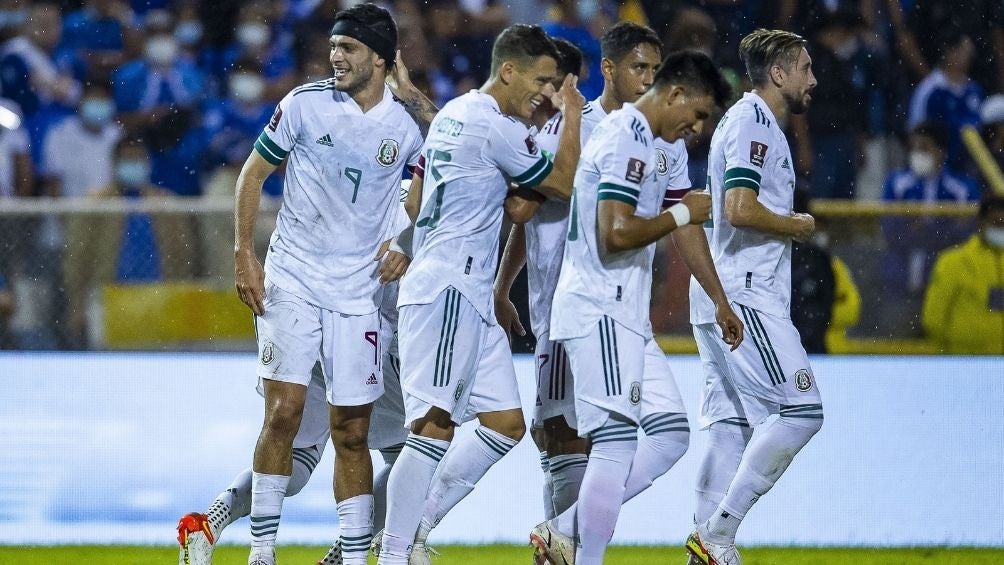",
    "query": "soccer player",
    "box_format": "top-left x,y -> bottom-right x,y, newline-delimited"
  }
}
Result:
529,51 -> 732,565
377,24 -> 584,565
231,5 -> 424,564
685,29 -> 823,565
